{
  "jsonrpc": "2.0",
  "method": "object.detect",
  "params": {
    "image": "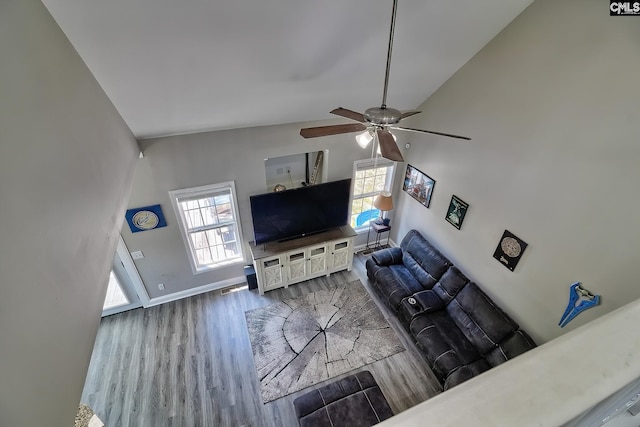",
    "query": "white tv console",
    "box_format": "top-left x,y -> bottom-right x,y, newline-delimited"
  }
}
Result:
248,226 -> 357,295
